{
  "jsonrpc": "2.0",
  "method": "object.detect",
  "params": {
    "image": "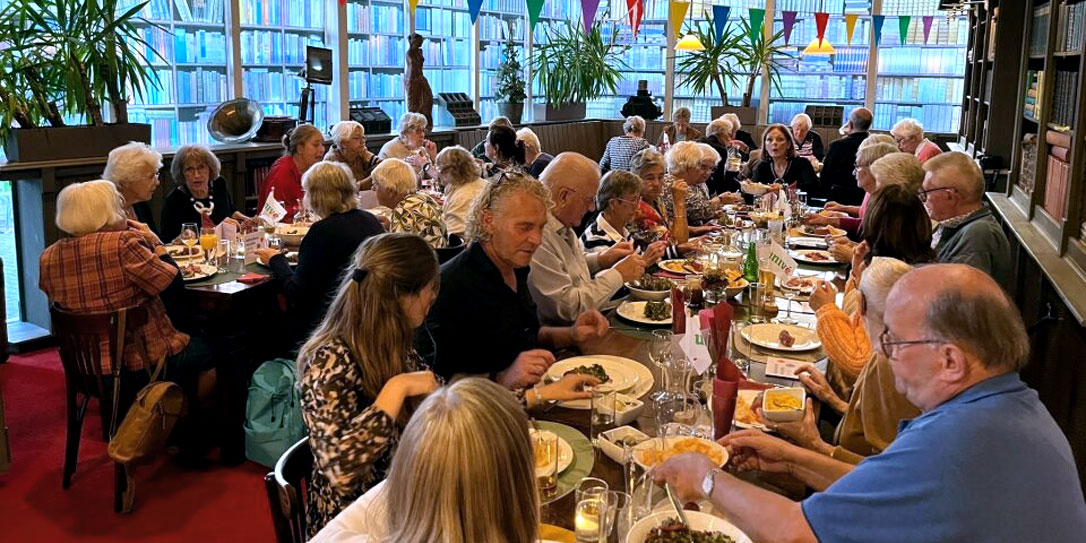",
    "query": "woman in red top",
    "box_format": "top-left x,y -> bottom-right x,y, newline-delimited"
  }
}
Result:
259,124 -> 326,222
